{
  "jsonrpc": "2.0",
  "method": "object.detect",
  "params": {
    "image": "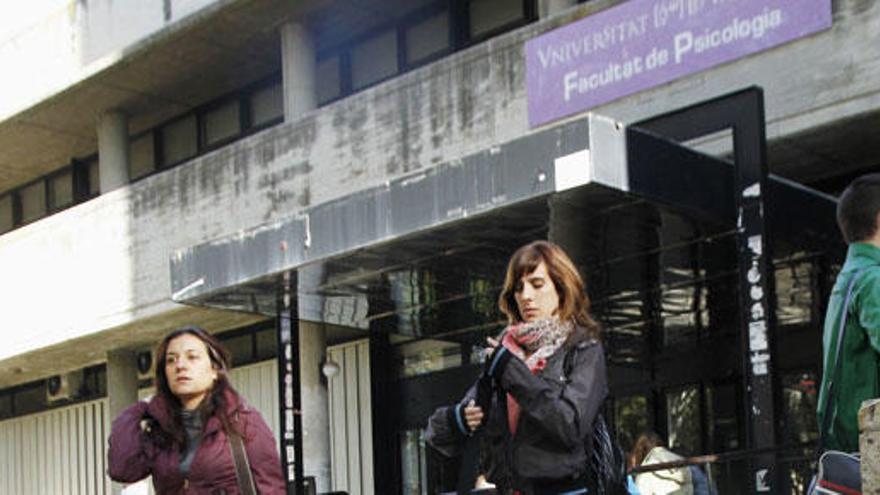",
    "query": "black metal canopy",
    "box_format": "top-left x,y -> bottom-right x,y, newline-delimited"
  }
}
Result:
170,108 -> 840,327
